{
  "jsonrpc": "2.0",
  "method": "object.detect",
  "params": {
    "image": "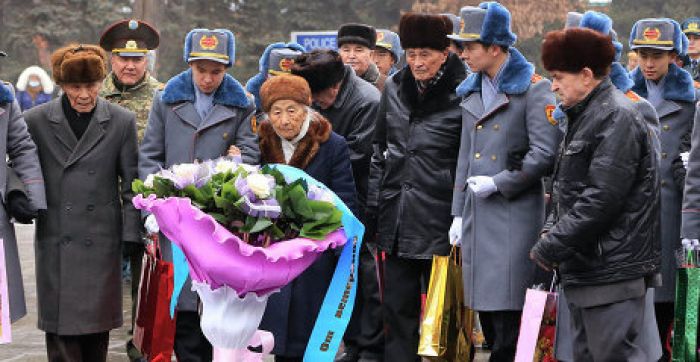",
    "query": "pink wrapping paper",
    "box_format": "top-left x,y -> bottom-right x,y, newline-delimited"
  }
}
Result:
515,289 -> 549,361
133,194 -> 347,295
